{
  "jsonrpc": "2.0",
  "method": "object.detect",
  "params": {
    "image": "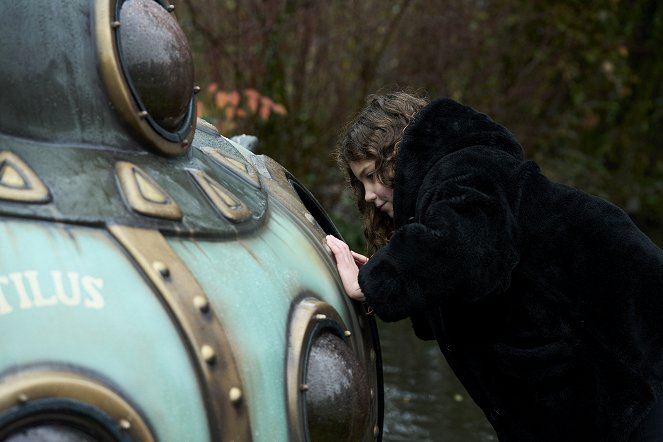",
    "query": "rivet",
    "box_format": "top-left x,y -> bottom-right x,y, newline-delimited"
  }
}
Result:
373,425 -> 380,437
193,85 -> 201,94
201,345 -> 216,364
119,419 -> 131,430
229,387 -> 242,404
299,383 -> 309,391
17,393 -> 28,404
167,4 -> 175,12
370,349 -> 376,362
315,314 -> 326,320
344,330 -> 352,337
193,295 -> 210,313
153,261 -> 170,278
138,110 -> 148,119
370,388 -> 375,399
111,21 -> 121,29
